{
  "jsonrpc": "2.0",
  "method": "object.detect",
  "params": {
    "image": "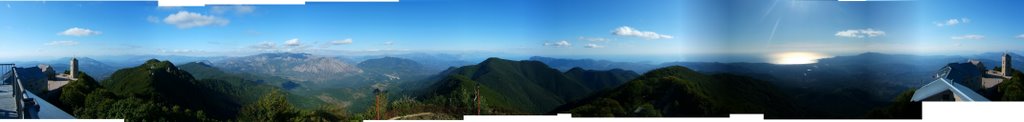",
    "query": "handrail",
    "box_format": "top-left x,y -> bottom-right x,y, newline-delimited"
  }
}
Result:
11,65 -> 26,118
